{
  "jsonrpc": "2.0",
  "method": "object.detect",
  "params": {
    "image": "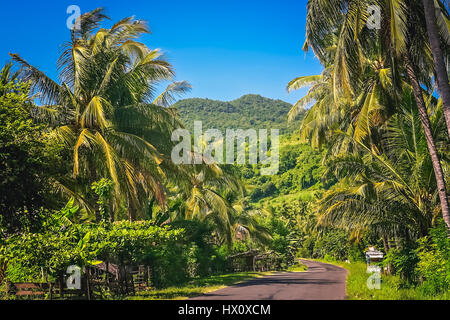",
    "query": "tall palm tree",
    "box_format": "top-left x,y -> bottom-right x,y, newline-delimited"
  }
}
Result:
159,161 -> 270,246
11,8 -> 191,220
317,93 -> 447,241
302,0 -> 450,229
287,67 -> 341,149
288,53 -> 397,154
422,0 -> 450,137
